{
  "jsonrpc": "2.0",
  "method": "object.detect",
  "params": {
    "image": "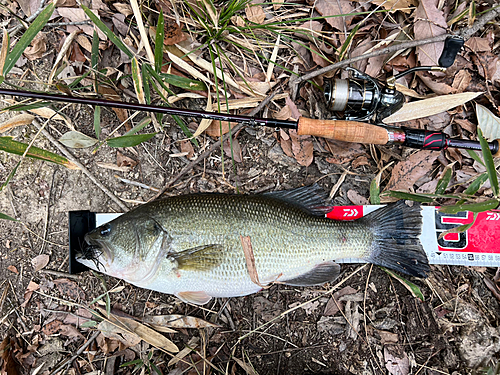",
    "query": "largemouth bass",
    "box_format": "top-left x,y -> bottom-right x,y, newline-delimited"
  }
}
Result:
77,185 -> 429,305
